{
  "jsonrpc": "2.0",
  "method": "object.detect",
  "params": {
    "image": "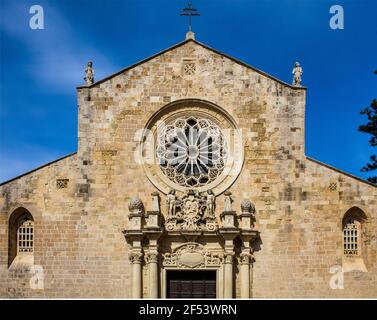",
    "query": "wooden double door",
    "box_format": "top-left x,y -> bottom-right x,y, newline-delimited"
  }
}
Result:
167,270 -> 216,298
